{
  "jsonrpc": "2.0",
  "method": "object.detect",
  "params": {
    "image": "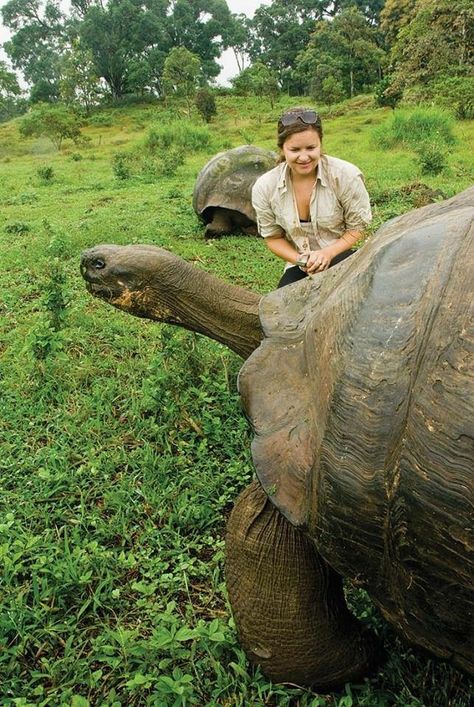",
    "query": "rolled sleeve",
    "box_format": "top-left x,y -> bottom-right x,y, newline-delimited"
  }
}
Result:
340,174 -> 372,232
252,179 -> 285,239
